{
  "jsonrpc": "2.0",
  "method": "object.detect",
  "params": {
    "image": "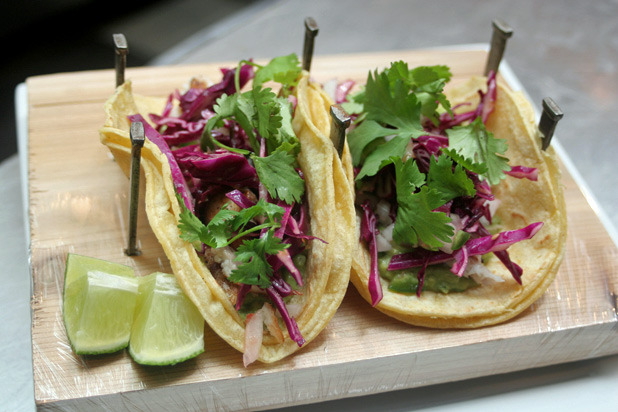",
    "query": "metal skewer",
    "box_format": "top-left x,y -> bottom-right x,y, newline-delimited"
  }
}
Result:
330,104 -> 351,158
539,97 -> 563,150
302,17 -> 319,71
125,121 -> 144,256
113,33 -> 129,87
484,19 -> 513,76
